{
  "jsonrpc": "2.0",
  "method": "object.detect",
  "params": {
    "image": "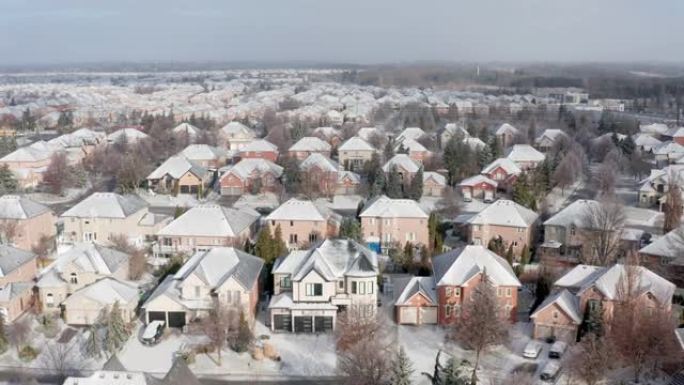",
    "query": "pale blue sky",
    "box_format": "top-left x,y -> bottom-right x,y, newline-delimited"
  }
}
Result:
1,0 -> 682,65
